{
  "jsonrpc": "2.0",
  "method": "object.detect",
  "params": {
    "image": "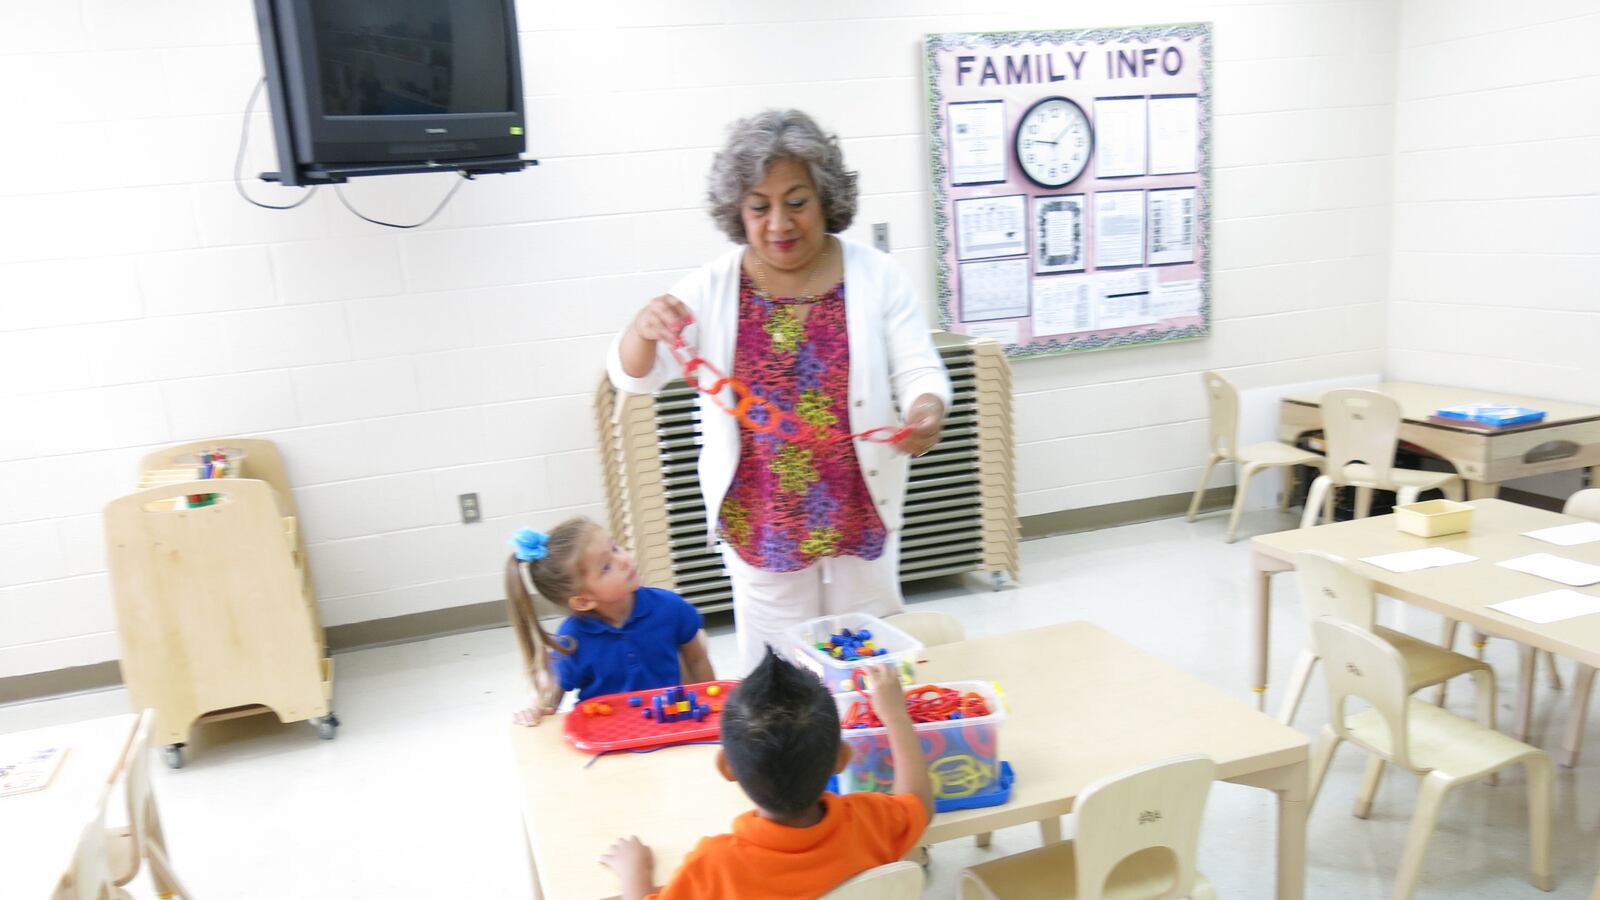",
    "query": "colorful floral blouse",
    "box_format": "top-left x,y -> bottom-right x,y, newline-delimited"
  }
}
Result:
717,273 -> 887,572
